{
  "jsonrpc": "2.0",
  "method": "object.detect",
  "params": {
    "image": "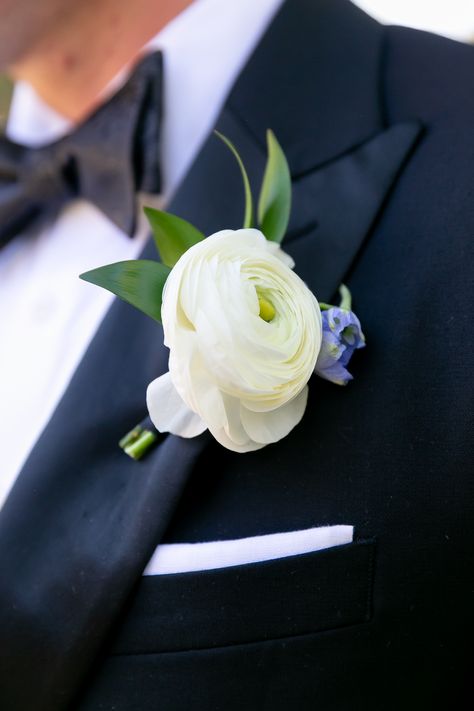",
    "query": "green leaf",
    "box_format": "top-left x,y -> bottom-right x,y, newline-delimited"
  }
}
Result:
257,130 -> 292,243
80,260 -> 170,323
214,130 -> 253,229
144,207 -> 205,268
